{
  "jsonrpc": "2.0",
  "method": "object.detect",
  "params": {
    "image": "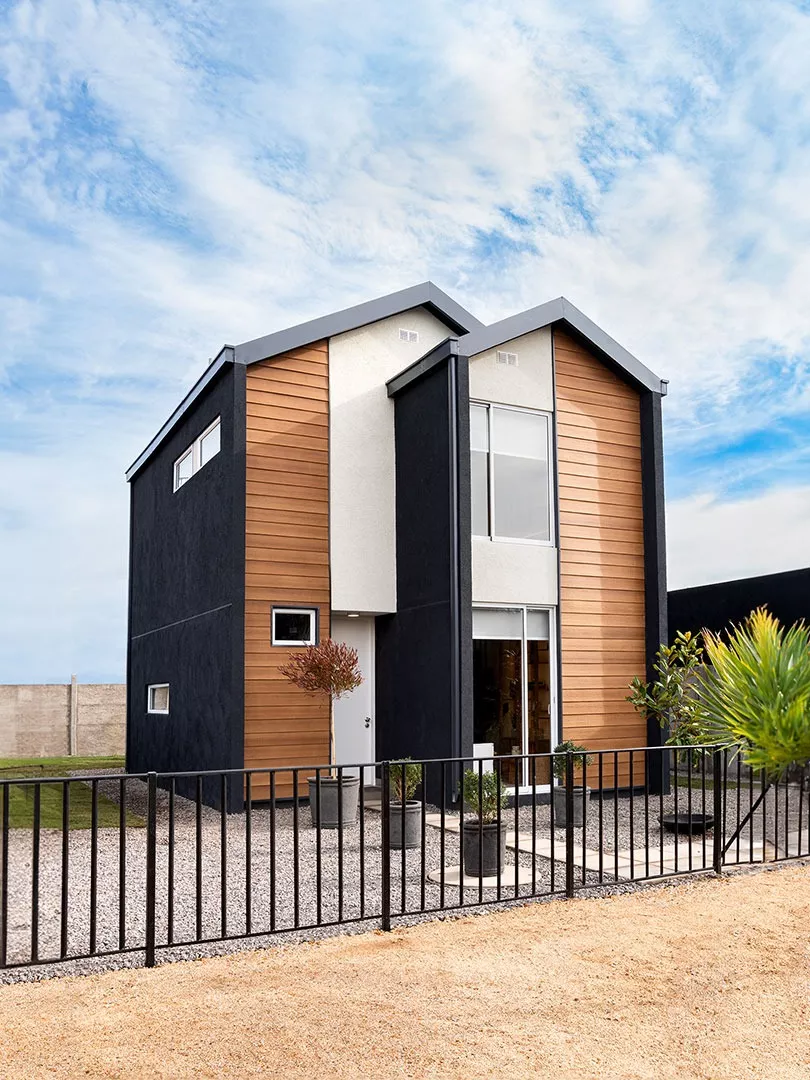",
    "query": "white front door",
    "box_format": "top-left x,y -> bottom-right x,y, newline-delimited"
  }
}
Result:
331,616 -> 375,783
